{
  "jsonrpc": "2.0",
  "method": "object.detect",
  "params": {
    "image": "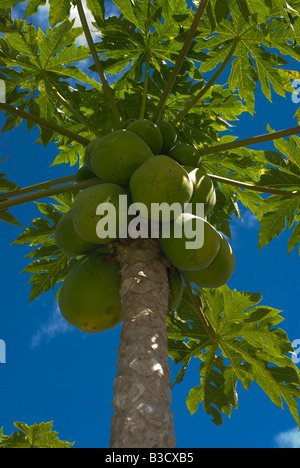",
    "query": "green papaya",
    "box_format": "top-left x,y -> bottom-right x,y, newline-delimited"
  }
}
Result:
167,142 -> 201,167
72,183 -> 128,244
157,121 -> 178,154
59,254 -> 122,333
184,166 -> 216,217
183,234 -> 235,288
75,166 -> 97,182
91,129 -> 153,184
84,137 -> 103,170
129,155 -> 193,221
160,213 -> 221,271
55,210 -> 98,256
127,119 -> 163,155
